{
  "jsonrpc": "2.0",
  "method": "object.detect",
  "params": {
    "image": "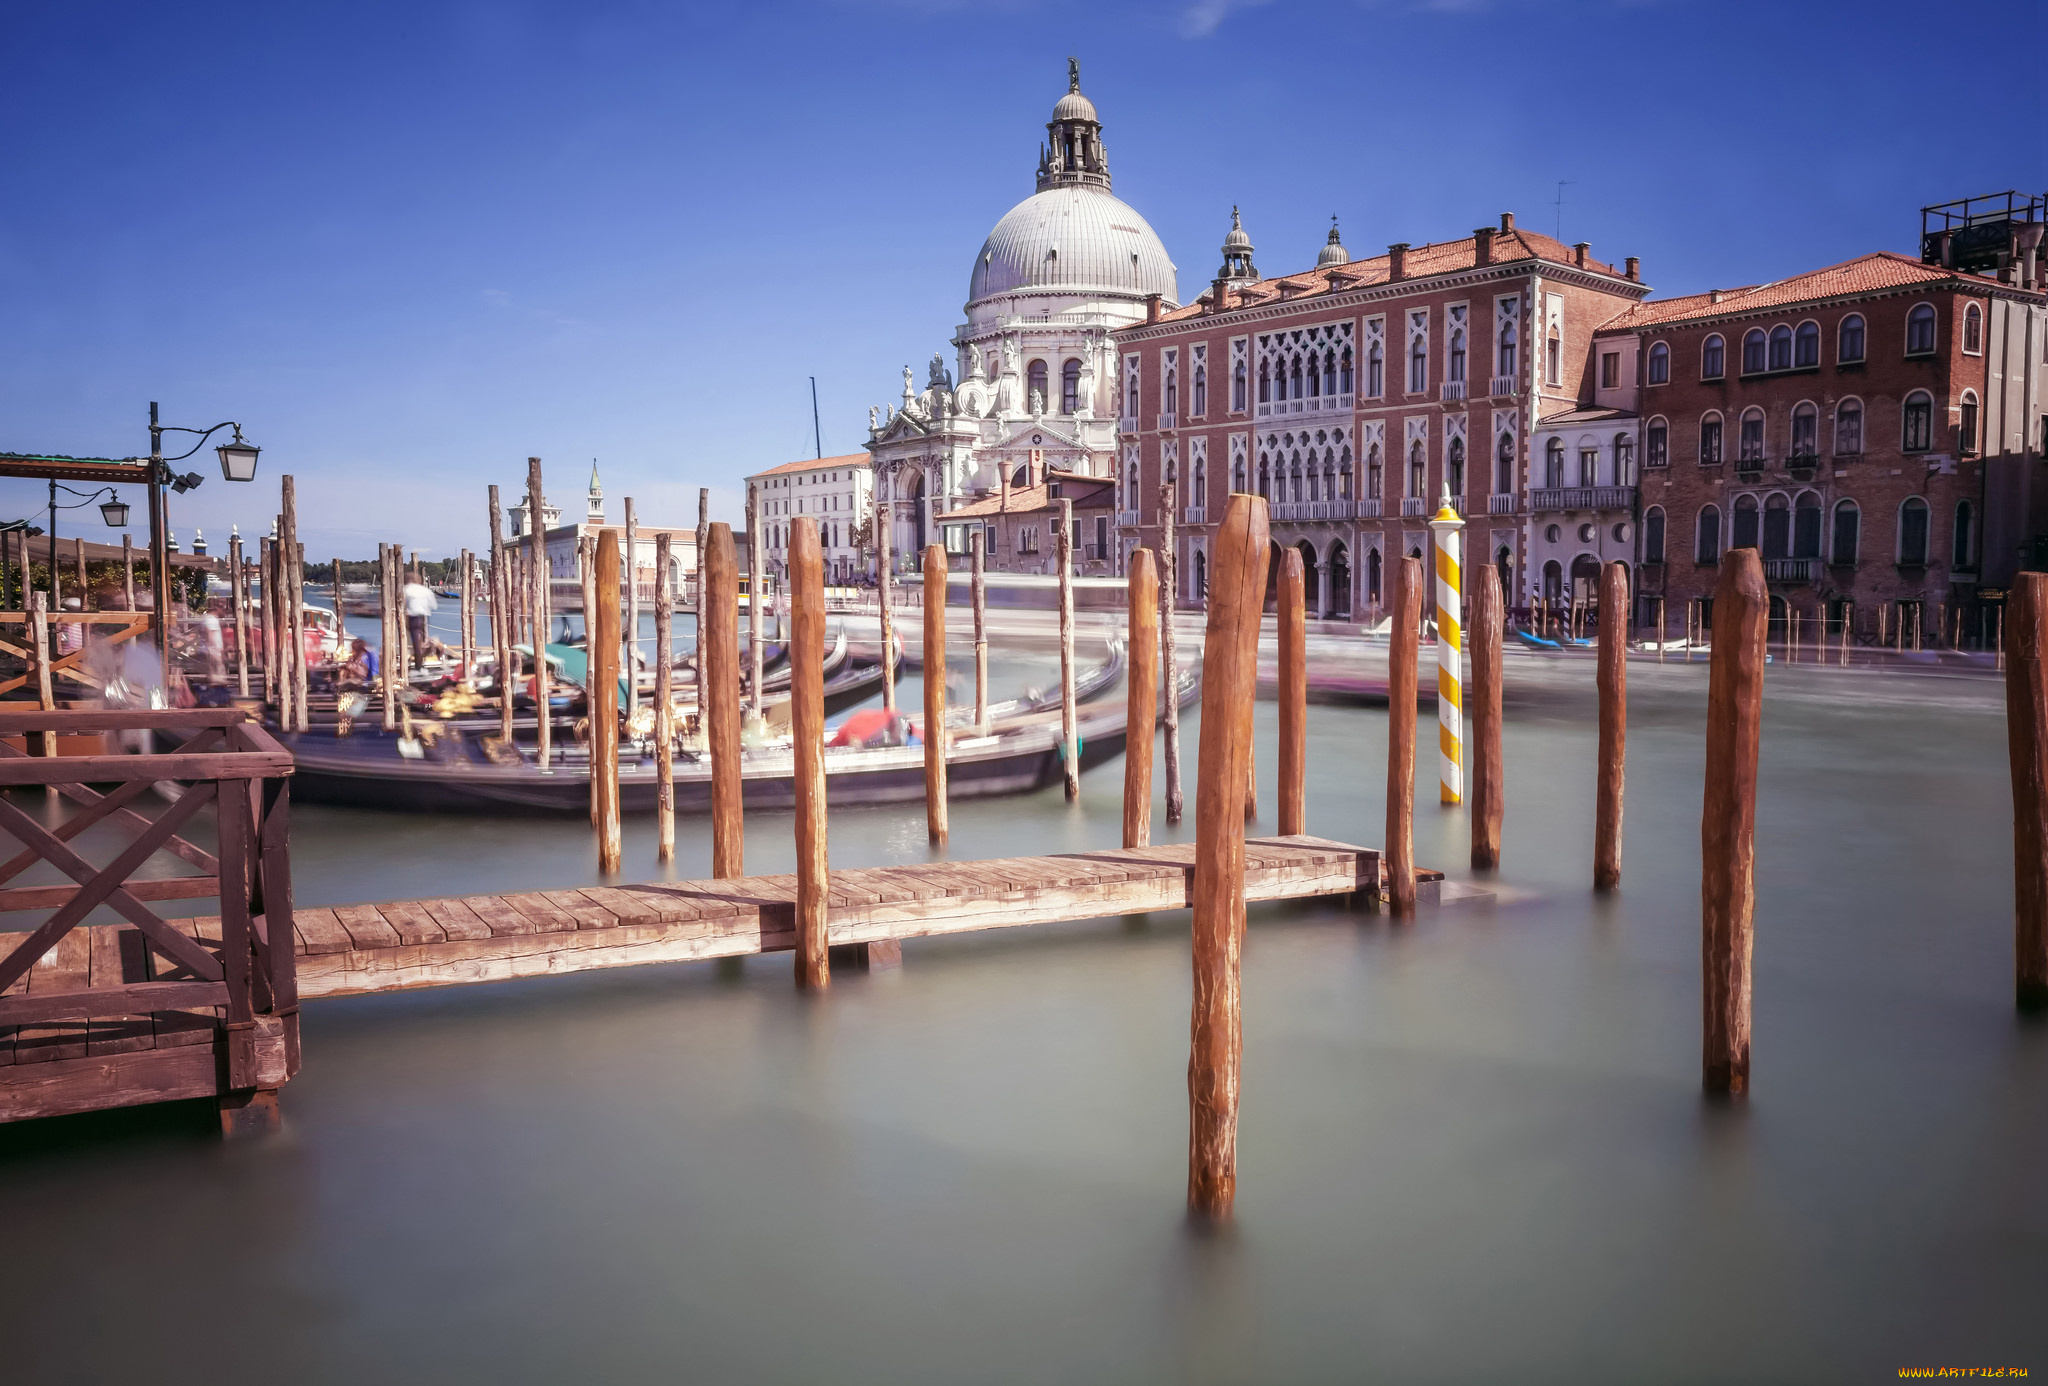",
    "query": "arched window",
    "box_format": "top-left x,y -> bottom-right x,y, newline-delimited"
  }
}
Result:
1794,321 -> 1820,368
1258,360 -> 1271,405
1733,493 -> 1760,550
1702,334 -> 1725,380
1790,402 -> 1818,457
1701,413 -> 1724,464
1409,334 -> 1428,393
1578,443 -> 1598,488
1742,329 -> 1767,374
1835,399 -> 1864,455
1338,447 -> 1352,499
1839,314 -> 1866,363
1832,500 -> 1860,565
1323,350 -> 1338,396
1496,434 -> 1514,493
1498,318 -> 1518,377
1448,436 -> 1465,496
1963,303 -> 1982,354
1696,505 -> 1722,564
1164,365 -> 1178,415
1902,390 -> 1934,451
1907,304 -> 1937,355
1647,341 -> 1669,384
1193,450 -> 1207,500
1192,364 -> 1206,416
1367,547 -> 1382,604
1495,546 -> 1512,603
1028,359 -> 1049,410
1060,358 -> 1081,414
1544,438 -> 1565,488
1960,390 -> 1979,455
1232,454 -> 1246,491
1257,456 -> 1270,499
1955,500 -> 1976,569
1409,440 -> 1426,497
1615,432 -> 1635,483
1127,456 -> 1142,509
1545,325 -> 1561,386
1367,342 -> 1384,397
1768,325 -> 1793,371
1449,330 -> 1467,384
1644,506 -> 1666,564
1763,493 -> 1791,559
1739,407 -> 1766,462
1195,549 -> 1208,602
1899,497 -> 1930,565
1289,458 -> 1303,502
1232,362 -> 1247,412
1339,347 -> 1354,395
1305,355 -> 1320,398
1367,443 -> 1383,499
1646,418 -> 1668,468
